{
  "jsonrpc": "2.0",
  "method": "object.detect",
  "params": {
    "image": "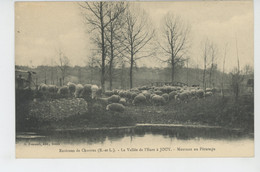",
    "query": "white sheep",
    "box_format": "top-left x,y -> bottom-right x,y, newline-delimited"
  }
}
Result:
38,83 -> 48,91
91,85 -> 99,99
74,84 -> 84,98
108,95 -> 120,103
133,94 -> 146,105
162,93 -> 169,102
48,85 -> 58,93
67,82 -> 76,95
151,95 -> 166,106
106,103 -> 125,112
119,98 -> 127,105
